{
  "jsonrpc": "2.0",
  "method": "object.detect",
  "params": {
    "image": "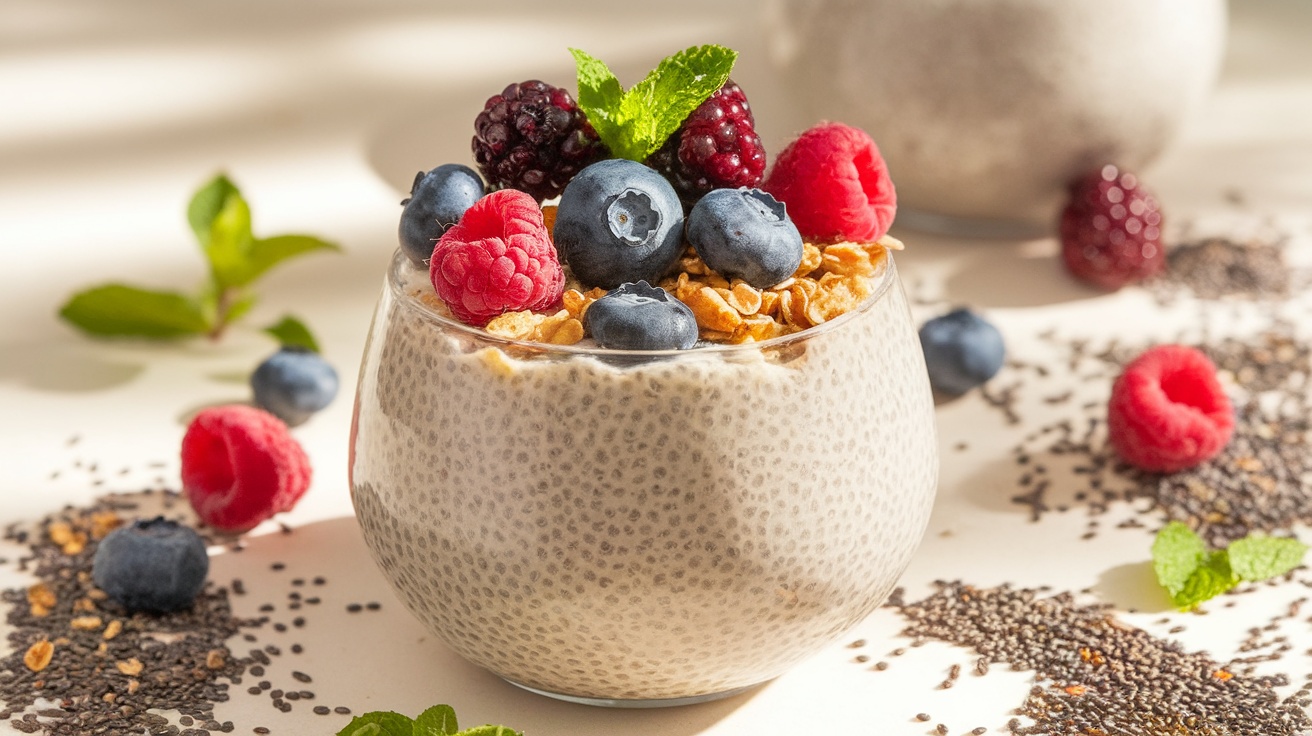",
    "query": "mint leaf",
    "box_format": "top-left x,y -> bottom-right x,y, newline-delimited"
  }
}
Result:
1229,535 -> 1308,582
1152,521 -> 1207,597
239,234 -> 340,285
570,45 -> 738,162
337,712 -> 415,736
188,173 -> 239,247
1171,550 -> 1236,611
453,726 -> 522,736
569,48 -> 625,151
262,314 -> 320,352
60,284 -> 211,339
413,704 -> 458,736
620,44 -> 737,161
204,192 -> 255,289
